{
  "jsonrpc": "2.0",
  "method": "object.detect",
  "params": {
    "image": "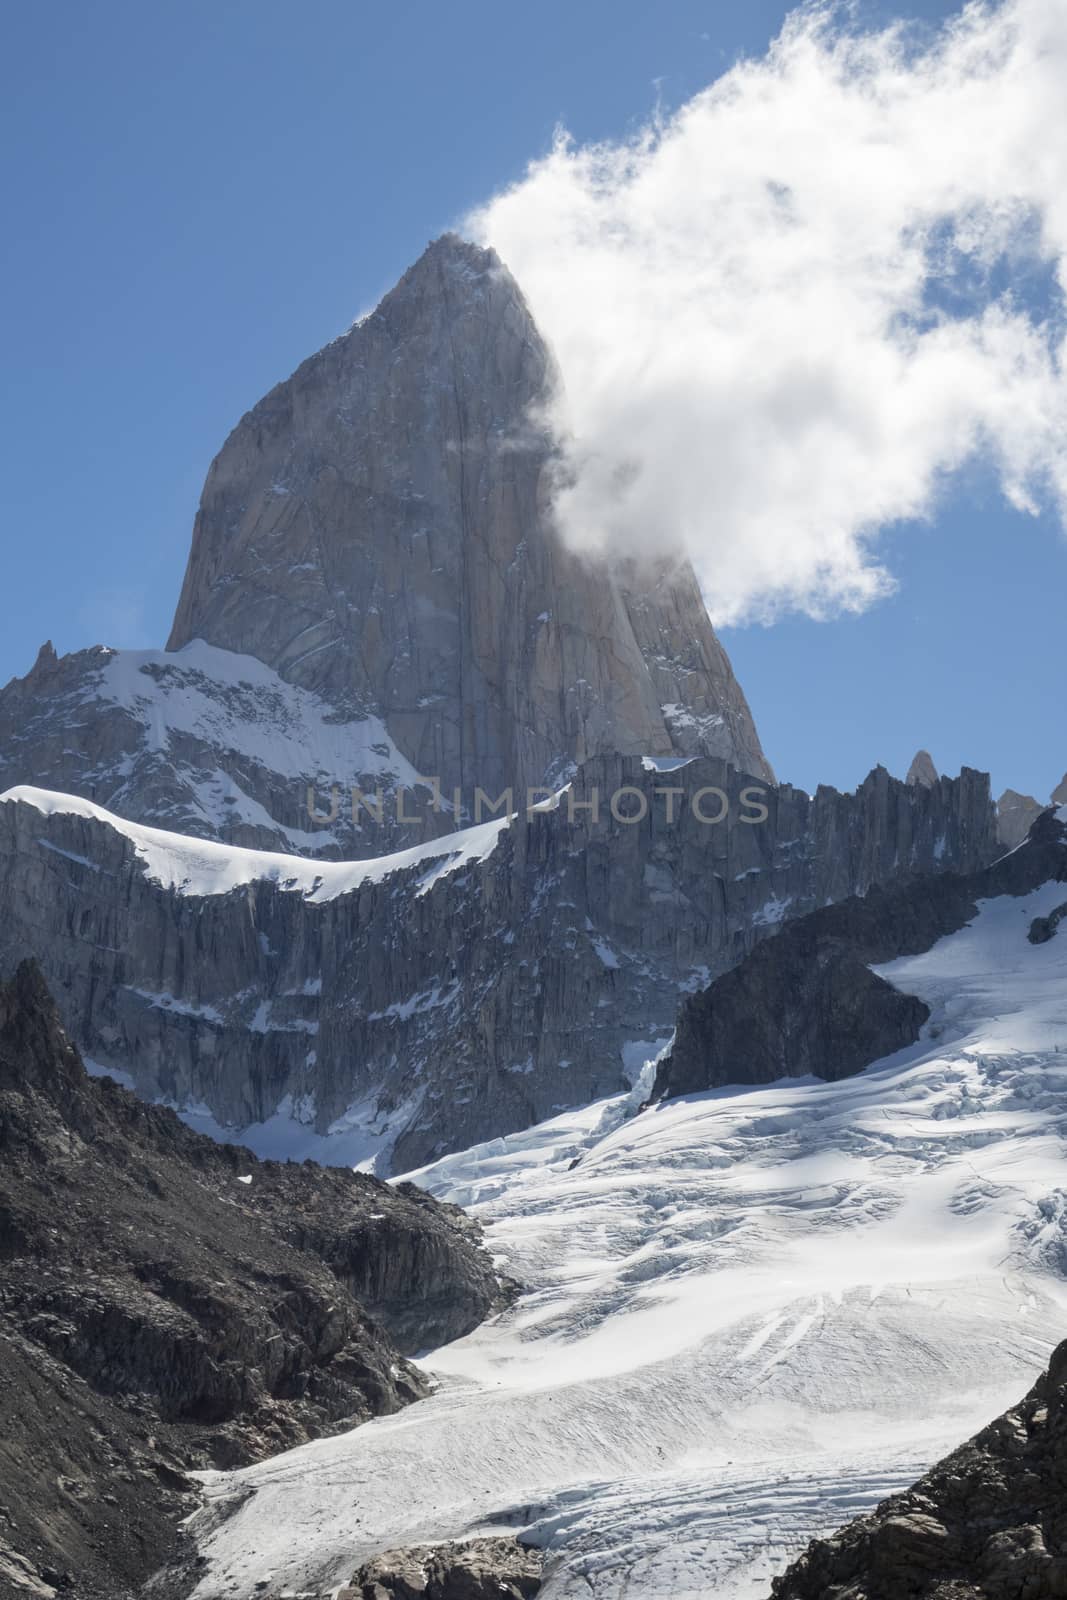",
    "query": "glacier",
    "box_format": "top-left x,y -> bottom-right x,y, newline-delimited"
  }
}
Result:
181,869 -> 1067,1598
